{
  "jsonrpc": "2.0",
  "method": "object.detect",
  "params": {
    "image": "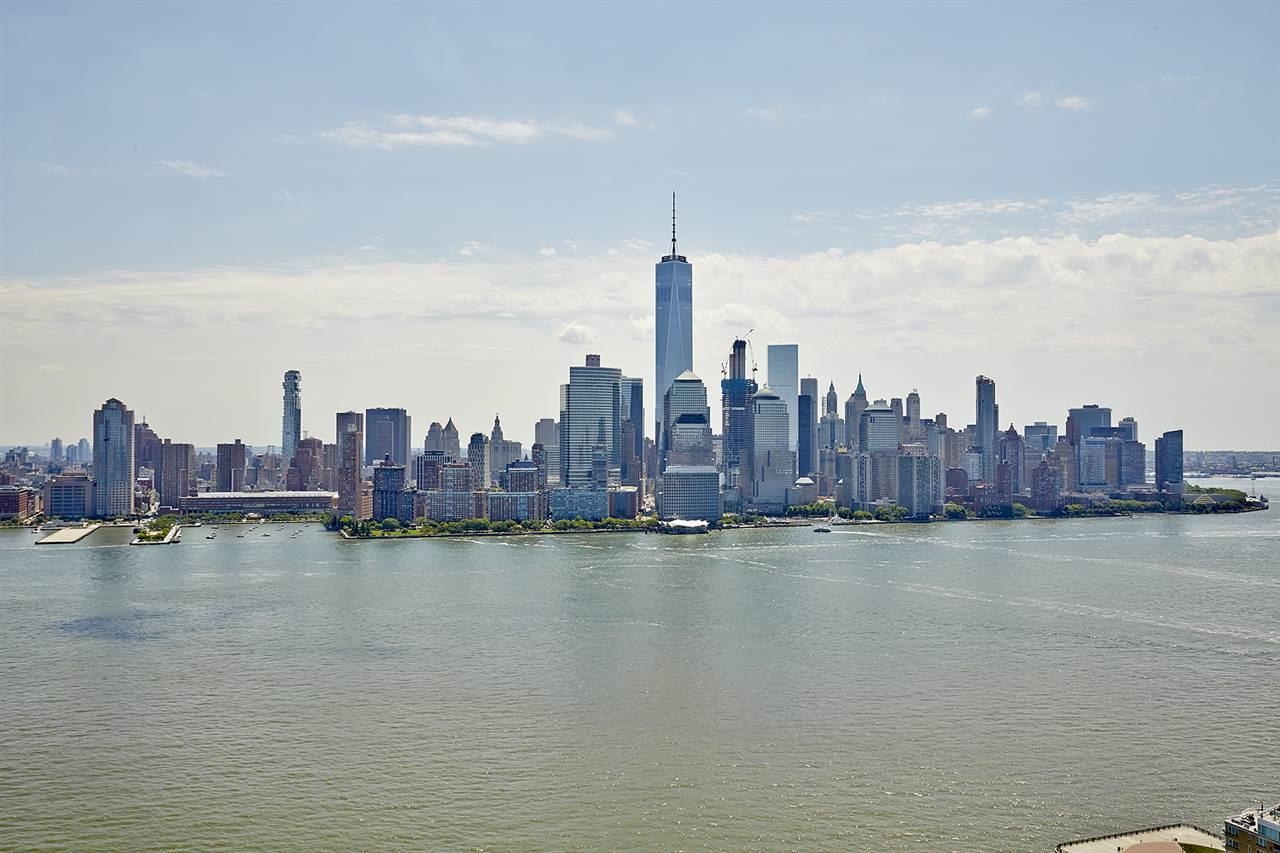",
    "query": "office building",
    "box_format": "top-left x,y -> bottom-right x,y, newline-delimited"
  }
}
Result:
77,437 -> 91,462
442,418 -> 461,460
748,386 -> 794,514
43,474 -> 96,519
282,370 -> 301,464
1119,416 -> 1138,442
488,415 -> 522,486
655,193 -> 694,449
720,338 -> 758,482
92,398 -> 135,517
50,437 -> 64,461
0,485 -> 39,521
660,465 -> 722,521
905,389 -> 922,441
766,344 -> 799,453
620,377 -> 644,486
365,407 -> 411,467
286,436 -> 325,490
846,375 -> 870,451
998,426 -> 1025,495
1155,429 -> 1184,494
798,377 -> 818,476
559,354 -> 622,488
425,421 -> 445,454
215,440 -> 248,492
975,376 -> 998,483
662,371 -> 710,462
